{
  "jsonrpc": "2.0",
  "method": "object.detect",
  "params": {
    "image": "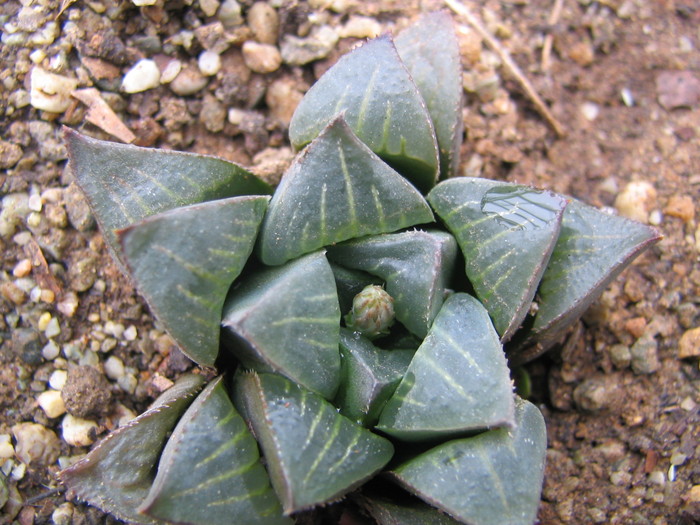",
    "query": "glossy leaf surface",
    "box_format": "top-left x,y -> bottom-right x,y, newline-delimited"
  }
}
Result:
360,495 -> 464,525
66,129 -> 271,268
221,251 -> 341,399
59,375 -> 205,525
396,11 -> 463,179
259,117 -> 434,266
389,398 -> 546,525
428,178 -> 567,342
120,196 -> 269,367
376,293 -> 514,441
233,373 -> 395,514
327,230 -> 457,338
513,198 -> 662,363
288,36 -> 439,191
335,328 -> 414,426
139,377 -> 290,525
